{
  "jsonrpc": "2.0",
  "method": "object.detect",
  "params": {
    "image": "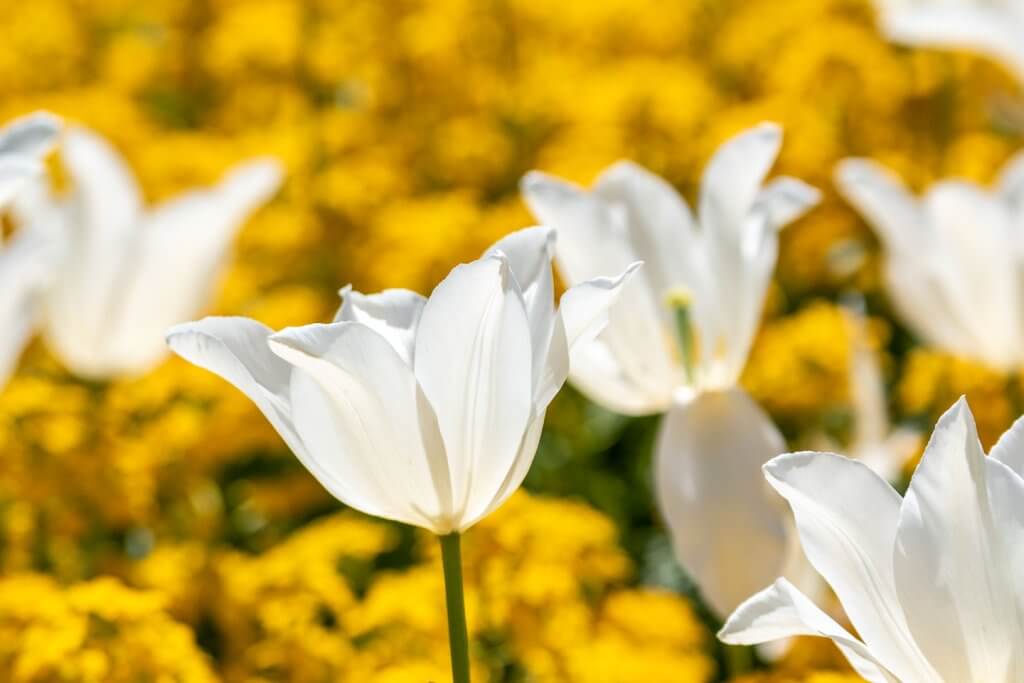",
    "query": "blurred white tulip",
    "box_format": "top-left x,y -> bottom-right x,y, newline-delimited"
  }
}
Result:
872,0 -> 1024,83
837,154 -> 1024,370
522,123 -> 821,617
721,397 -> 1024,683
167,227 -> 639,534
0,112 -> 61,388
15,126 -> 282,380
